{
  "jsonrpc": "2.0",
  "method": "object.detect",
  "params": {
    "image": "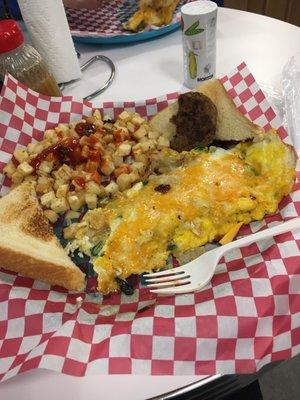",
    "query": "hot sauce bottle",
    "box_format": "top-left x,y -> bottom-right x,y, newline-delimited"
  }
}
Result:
0,19 -> 62,96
